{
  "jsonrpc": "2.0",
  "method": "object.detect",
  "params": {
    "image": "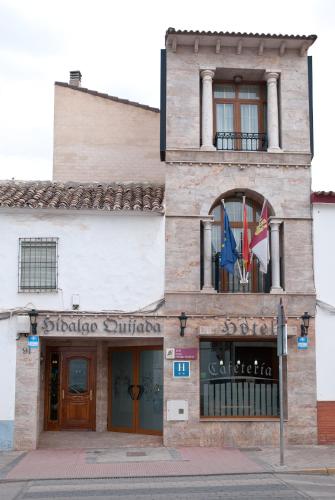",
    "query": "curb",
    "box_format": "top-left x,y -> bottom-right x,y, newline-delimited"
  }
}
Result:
1,468 -> 335,483
292,467 -> 335,475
